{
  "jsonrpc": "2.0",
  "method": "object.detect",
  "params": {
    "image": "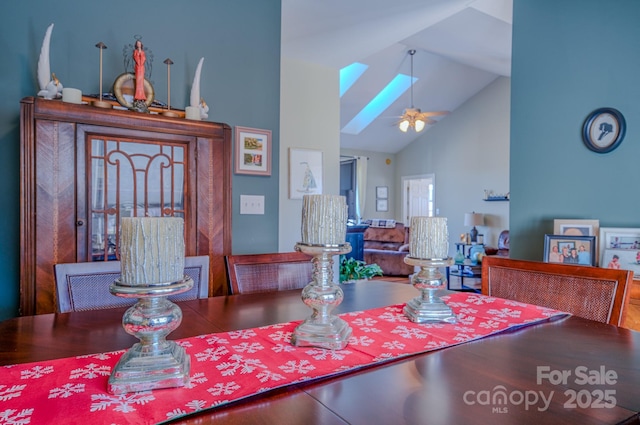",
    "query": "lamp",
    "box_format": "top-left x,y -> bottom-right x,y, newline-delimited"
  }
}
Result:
398,50 -> 449,133
464,212 -> 484,243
